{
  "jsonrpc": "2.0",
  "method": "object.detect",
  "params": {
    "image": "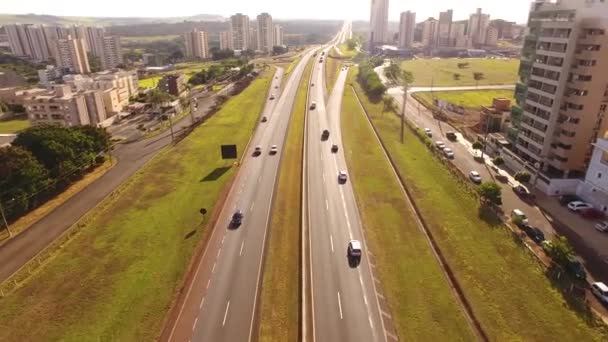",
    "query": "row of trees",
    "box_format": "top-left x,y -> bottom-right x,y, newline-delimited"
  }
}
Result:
0,125 -> 111,221
357,60 -> 387,99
